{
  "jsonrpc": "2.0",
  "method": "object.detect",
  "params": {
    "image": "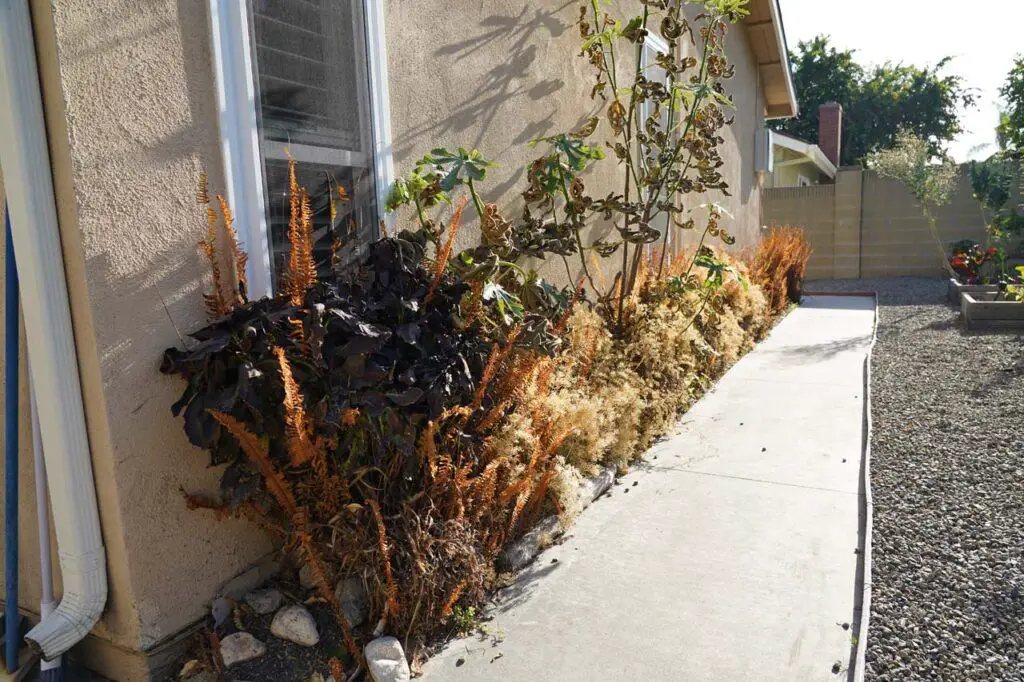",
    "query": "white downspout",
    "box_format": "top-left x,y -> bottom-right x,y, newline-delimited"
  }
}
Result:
0,0 -> 108,661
